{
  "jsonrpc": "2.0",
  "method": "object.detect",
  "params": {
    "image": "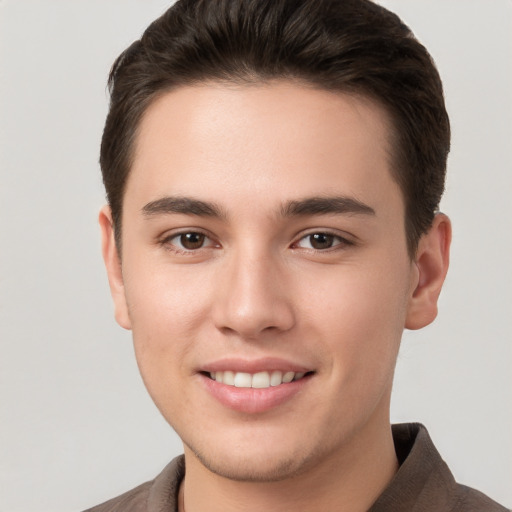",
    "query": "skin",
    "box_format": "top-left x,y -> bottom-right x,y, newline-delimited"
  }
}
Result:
100,82 -> 451,512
